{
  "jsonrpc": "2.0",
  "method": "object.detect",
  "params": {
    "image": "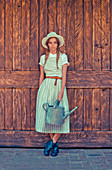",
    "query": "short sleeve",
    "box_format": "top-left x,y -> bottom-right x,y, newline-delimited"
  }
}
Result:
62,53 -> 69,66
39,55 -> 45,67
